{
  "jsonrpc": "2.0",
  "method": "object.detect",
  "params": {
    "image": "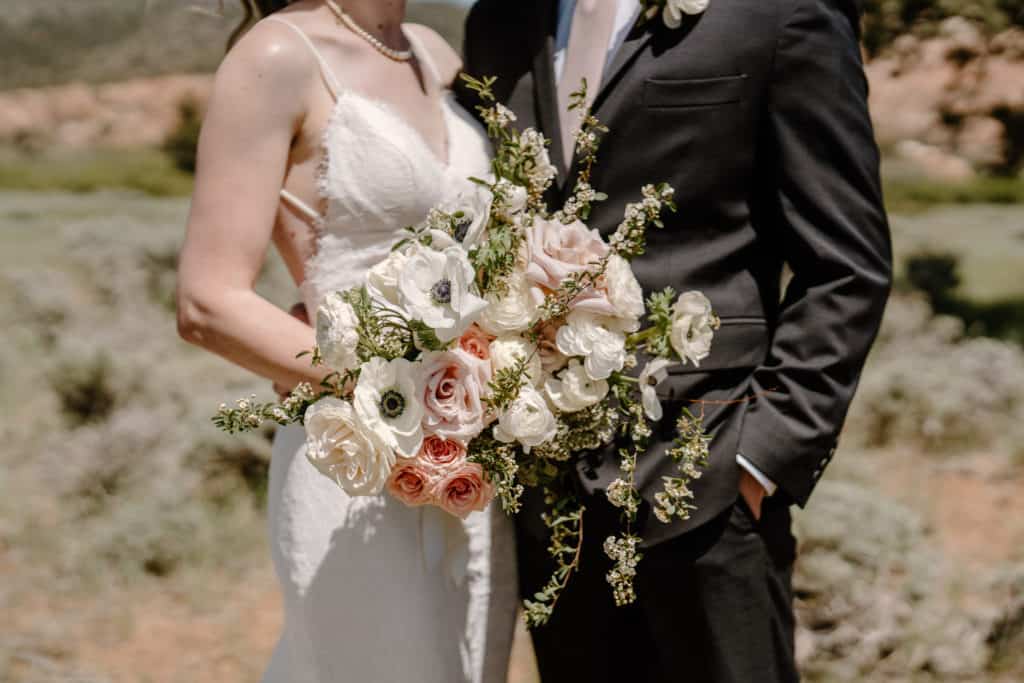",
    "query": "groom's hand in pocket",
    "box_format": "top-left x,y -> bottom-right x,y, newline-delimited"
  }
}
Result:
274,303 -> 311,398
739,469 -> 767,521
